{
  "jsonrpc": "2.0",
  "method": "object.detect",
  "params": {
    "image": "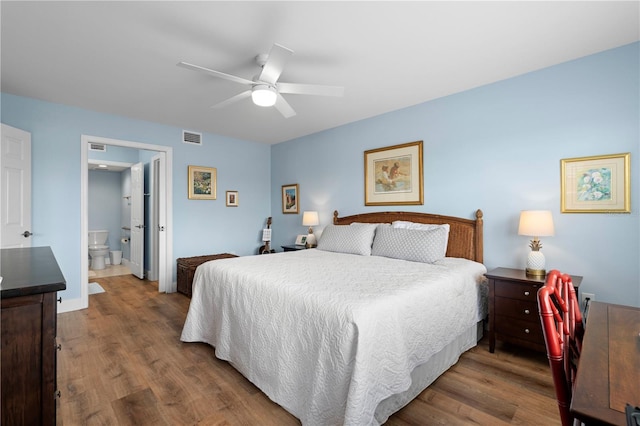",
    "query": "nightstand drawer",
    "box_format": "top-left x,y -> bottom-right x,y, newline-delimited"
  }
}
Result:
494,297 -> 538,320
495,314 -> 543,343
494,280 -> 541,302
